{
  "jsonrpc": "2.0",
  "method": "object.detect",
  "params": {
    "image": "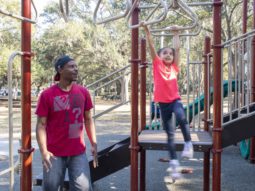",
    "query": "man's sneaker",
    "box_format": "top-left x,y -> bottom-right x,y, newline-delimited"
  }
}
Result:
167,160 -> 182,180
181,141 -> 194,159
